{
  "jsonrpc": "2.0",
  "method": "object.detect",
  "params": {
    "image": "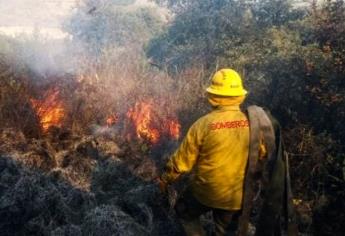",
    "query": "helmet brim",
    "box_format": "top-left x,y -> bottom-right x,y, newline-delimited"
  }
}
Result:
206,87 -> 248,97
